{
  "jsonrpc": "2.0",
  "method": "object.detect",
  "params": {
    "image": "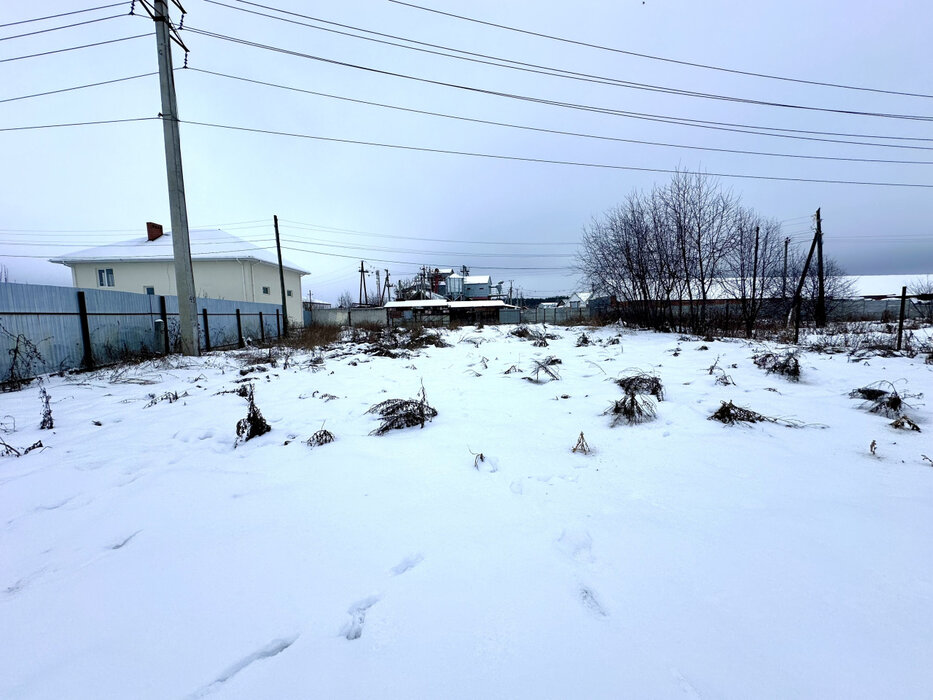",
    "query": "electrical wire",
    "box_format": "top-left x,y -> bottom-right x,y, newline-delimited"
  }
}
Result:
0,72 -> 158,104
0,117 -> 157,132
0,2 -> 128,29
387,0 -> 933,101
0,14 -> 126,42
188,68 -> 933,165
197,5 -> 933,122
280,219 -> 577,246
183,30 -> 933,151
0,33 -> 151,63
177,118 -> 933,189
